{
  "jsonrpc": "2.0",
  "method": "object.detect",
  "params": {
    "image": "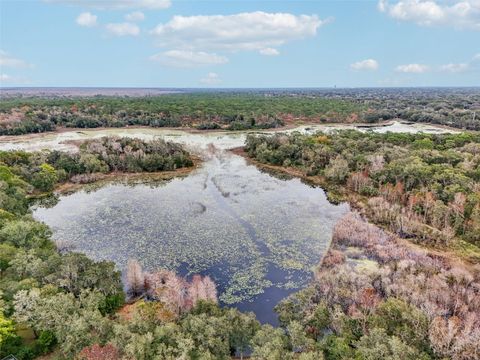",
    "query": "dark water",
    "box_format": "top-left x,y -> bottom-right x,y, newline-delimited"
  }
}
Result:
33,151 -> 348,324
